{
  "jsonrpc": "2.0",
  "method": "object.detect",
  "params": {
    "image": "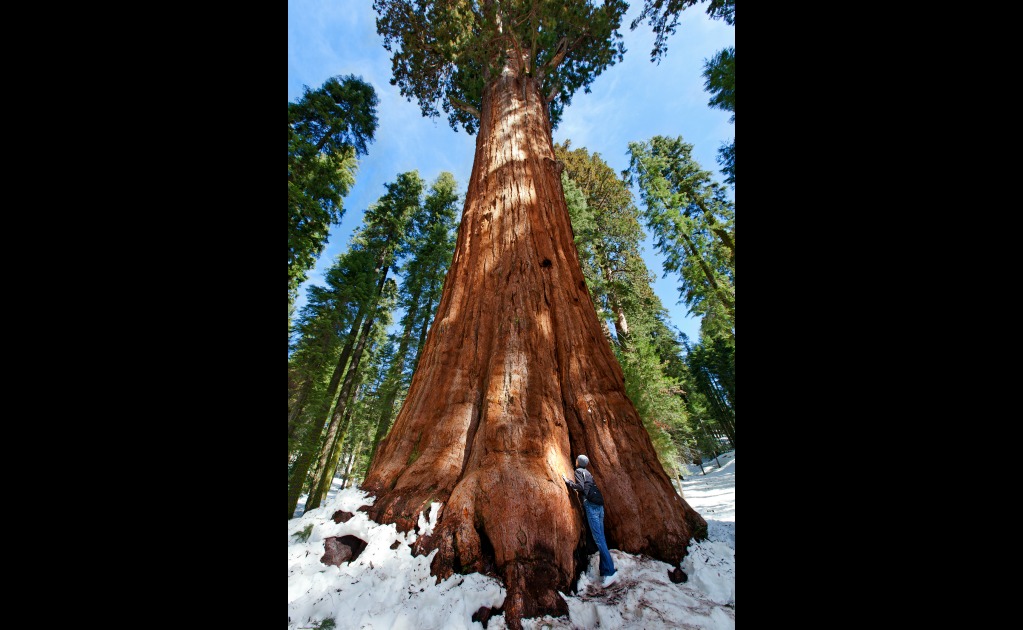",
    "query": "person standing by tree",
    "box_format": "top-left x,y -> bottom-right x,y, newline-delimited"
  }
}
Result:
564,454 -> 618,588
